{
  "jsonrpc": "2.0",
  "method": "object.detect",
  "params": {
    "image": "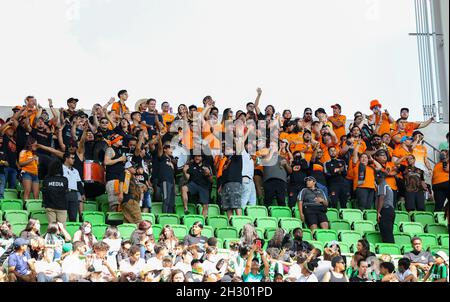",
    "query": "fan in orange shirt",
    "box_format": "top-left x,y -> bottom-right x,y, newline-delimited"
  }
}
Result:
291,130 -> 315,162
373,149 -> 399,205
368,100 -> 394,136
161,102 -> 175,131
111,90 -> 130,116
328,104 -> 347,142
392,136 -> 414,166
432,150 -> 449,211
